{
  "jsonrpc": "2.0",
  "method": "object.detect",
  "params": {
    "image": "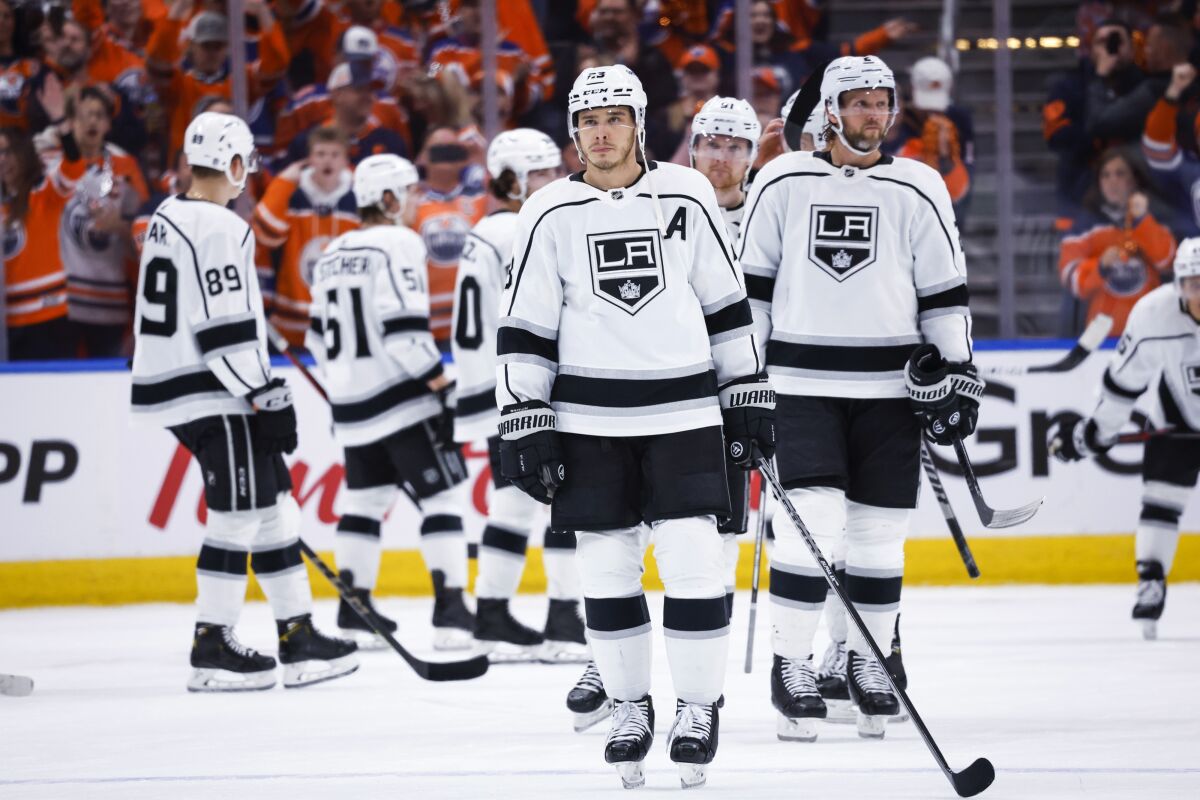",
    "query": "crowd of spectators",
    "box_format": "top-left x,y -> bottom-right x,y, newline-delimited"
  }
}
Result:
1,0 -> 931,361
1048,5 -> 1200,336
